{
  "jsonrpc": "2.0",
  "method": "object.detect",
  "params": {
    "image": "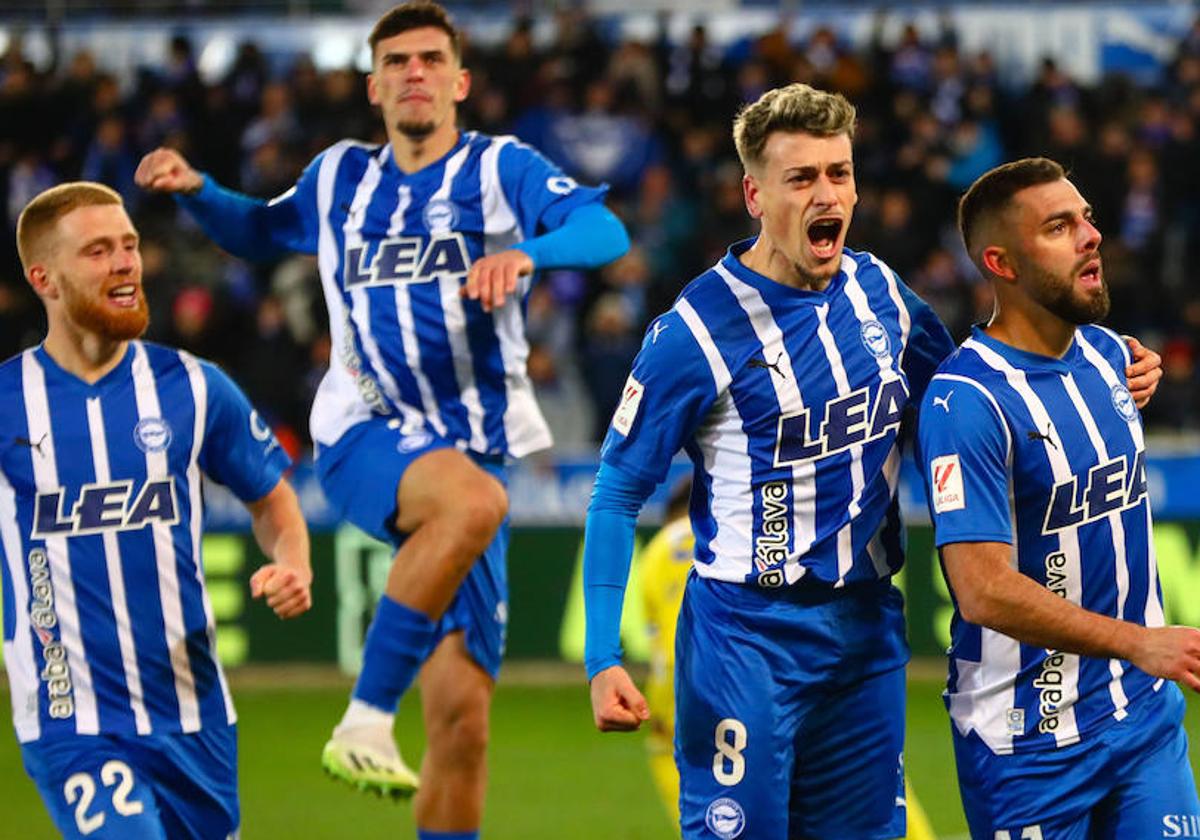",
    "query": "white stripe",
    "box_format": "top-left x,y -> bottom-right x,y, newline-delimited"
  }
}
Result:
713,263 -> 816,581
0,468 -> 39,741
965,338 -> 1082,746
1059,363 -> 1129,719
431,140 -> 488,451
812,302 -> 859,585
21,350 -> 99,734
179,352 -> 236,724
131,344 -> 200,732
866,254 -> 912,369
480,136 -> 551,457
85,397 -> 151,734
930,374 -> 1014,454
385,183 -> 446,435
310,142 -> 379,446
676,298 -> 755,578
343,158 -> 416,429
